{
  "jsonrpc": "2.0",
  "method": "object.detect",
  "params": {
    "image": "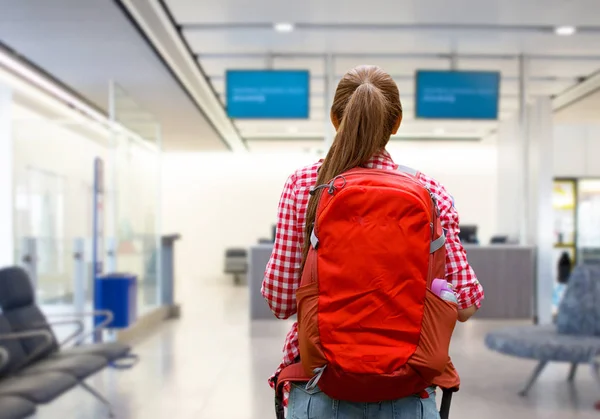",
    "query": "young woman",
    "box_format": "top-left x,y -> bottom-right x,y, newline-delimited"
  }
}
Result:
262,65 -> 484,418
